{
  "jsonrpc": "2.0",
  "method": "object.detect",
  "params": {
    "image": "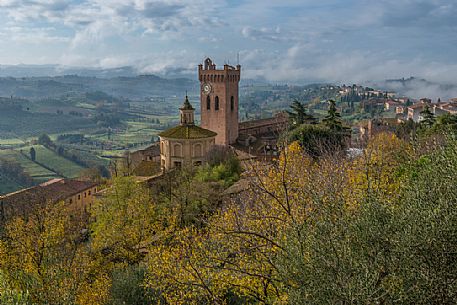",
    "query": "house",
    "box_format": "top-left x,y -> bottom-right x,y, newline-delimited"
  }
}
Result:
384,100 -> 401,111
129,142 -> 161,169
358,118 -> 401,141
0,178 -> 99,223
433,102 -> 457,115
395,105 -> 406,115
407,103 -> 427,122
